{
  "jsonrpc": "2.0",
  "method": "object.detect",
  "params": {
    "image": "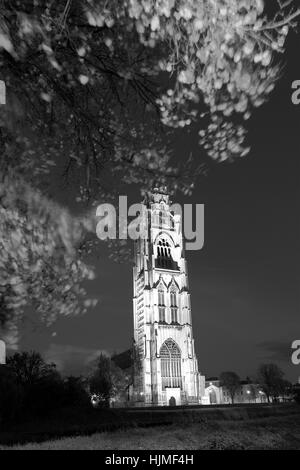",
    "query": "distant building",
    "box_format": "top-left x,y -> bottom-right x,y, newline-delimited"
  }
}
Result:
203,377 -> 267,405
293,378 -> 300,396
130,188 -> 205,406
